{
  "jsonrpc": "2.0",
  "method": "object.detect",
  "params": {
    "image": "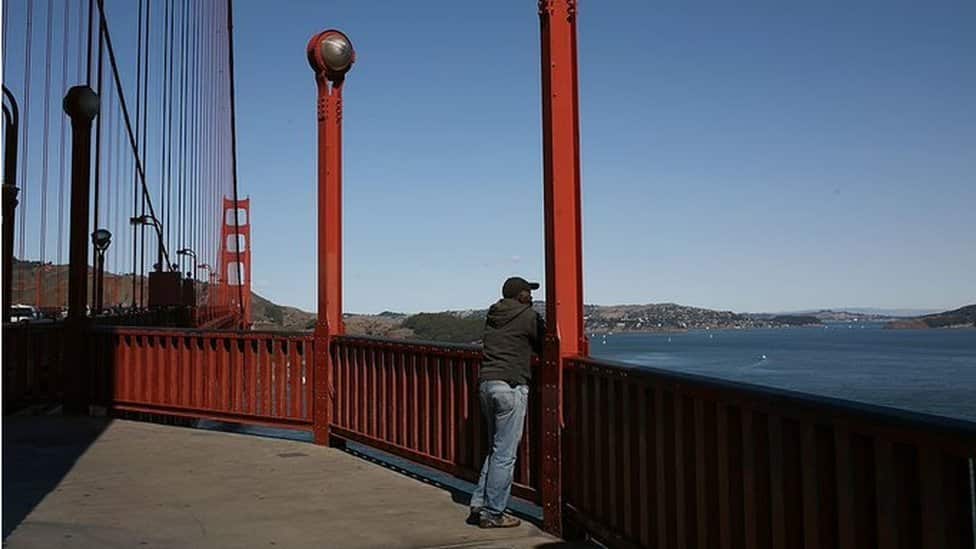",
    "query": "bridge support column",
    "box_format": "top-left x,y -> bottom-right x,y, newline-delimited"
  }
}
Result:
63,86 -> 99,414
2,87 -> 19,323
539,0 -> 588,536
1,183 -> 17,322
308,30 -> 355,446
